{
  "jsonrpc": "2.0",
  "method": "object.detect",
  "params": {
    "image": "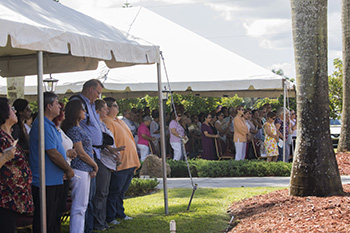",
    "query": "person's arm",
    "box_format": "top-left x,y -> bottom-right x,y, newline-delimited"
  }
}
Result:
141,134 -> 155,141
171,128 -> 181,138
214,122 -> 226,135
249,122 -> 258,134
74,141 -> 98,176
273,122 -> 283,139
263,124 -> 279,140
203,130 -> 219,138
0,147 -> 16,168
46,149 -> 74,179
106,145 -> 126,154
